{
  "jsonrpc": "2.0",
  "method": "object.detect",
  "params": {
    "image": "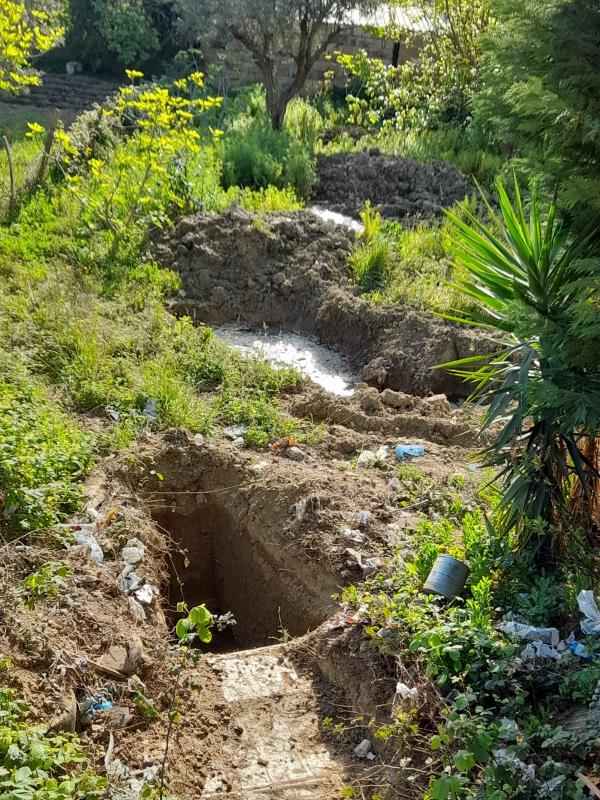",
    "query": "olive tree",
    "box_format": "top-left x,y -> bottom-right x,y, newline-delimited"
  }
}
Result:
177,0 -> 378,128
